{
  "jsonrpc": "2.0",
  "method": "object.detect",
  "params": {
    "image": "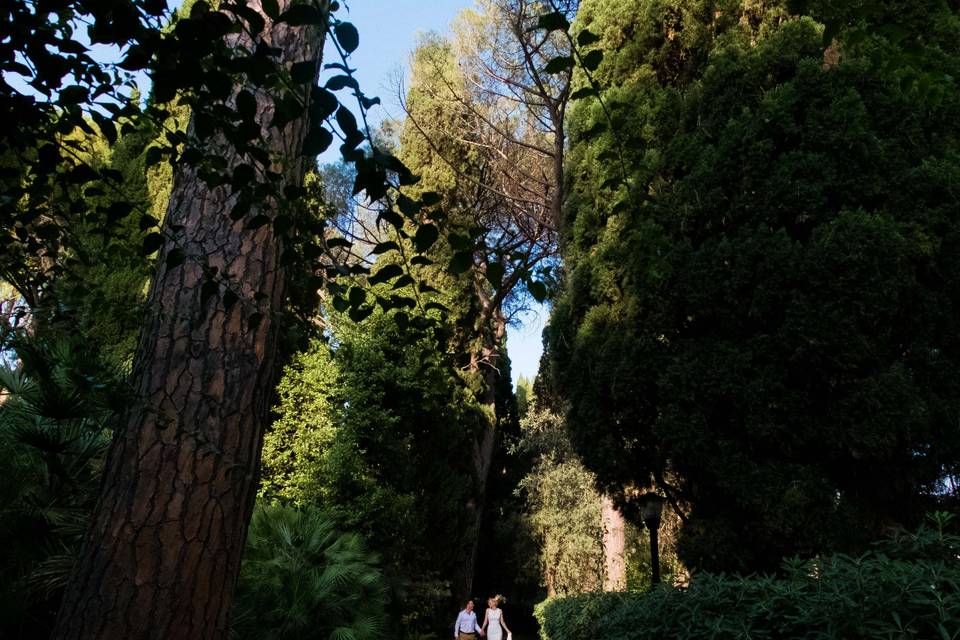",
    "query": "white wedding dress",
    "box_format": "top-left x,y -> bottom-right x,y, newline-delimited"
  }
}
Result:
487,609 -> 503,640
